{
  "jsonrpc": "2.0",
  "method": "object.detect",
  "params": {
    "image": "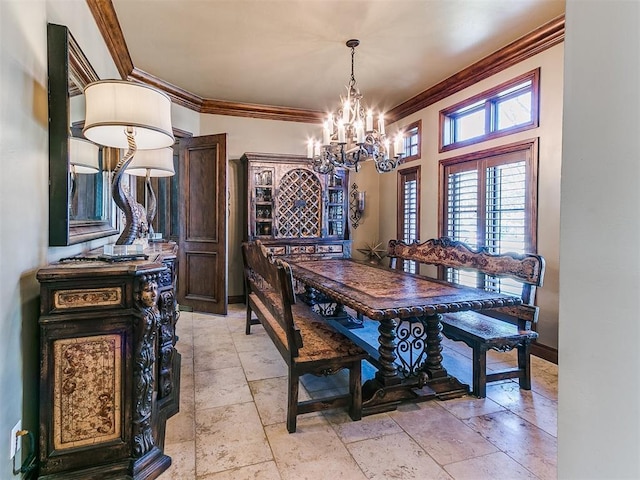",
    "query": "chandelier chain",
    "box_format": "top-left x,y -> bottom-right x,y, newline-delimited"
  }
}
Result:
349,44 -> 356,88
